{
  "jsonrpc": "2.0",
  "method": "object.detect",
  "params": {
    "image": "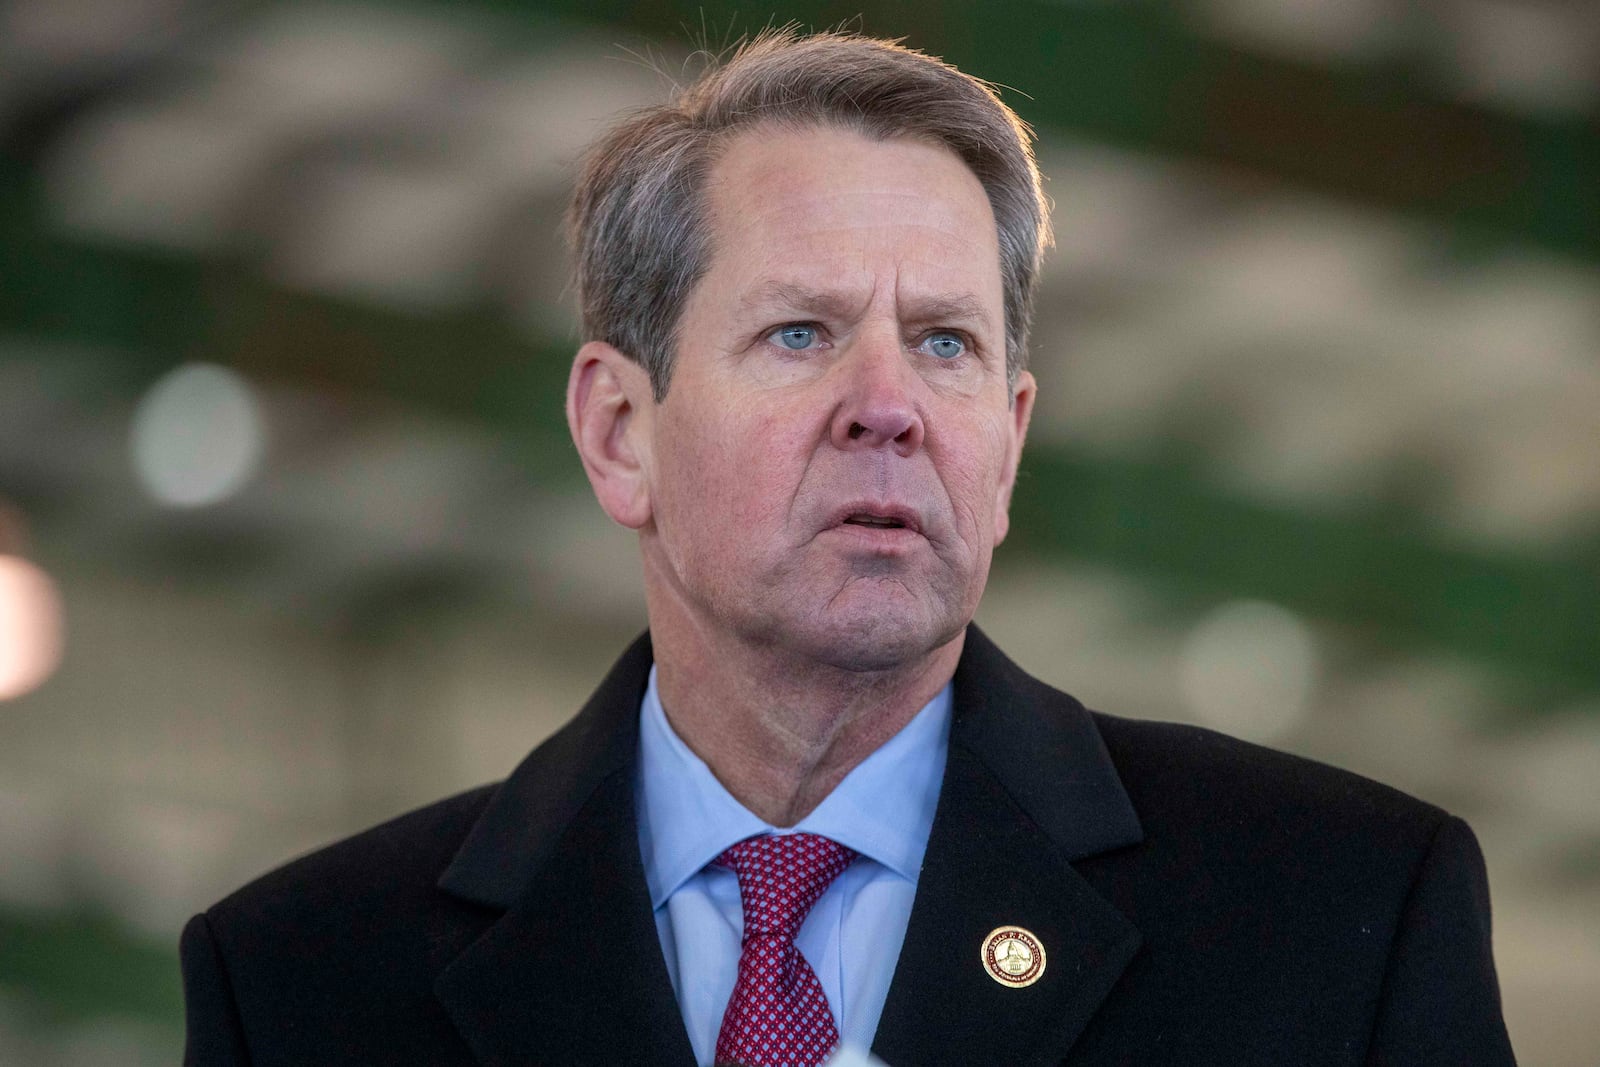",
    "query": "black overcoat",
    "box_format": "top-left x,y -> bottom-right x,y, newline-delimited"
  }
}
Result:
181,627 -> 1516,1065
